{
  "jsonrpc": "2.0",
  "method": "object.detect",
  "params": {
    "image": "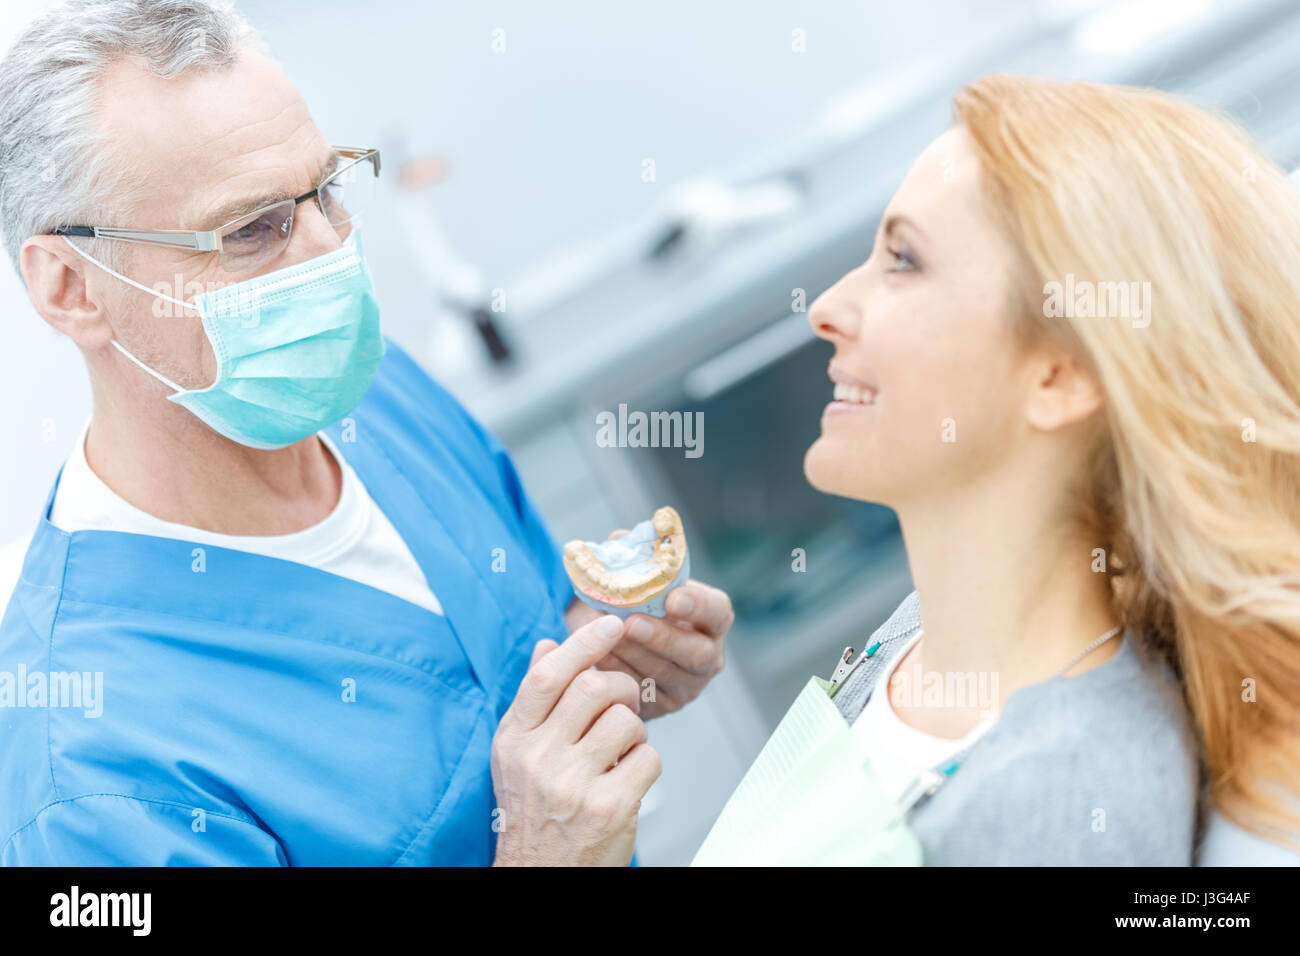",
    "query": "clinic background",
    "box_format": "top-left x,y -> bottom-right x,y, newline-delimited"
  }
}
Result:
4,0 -> 1300,864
